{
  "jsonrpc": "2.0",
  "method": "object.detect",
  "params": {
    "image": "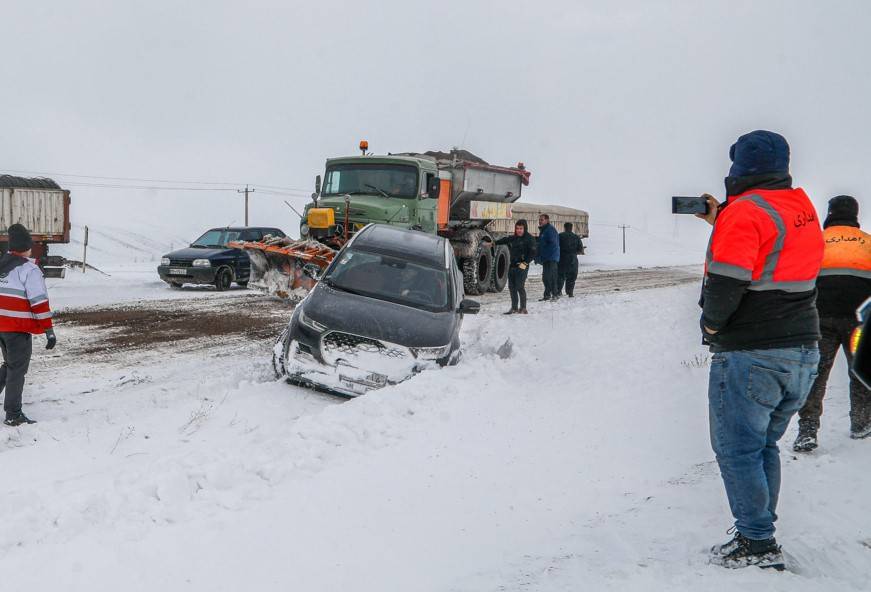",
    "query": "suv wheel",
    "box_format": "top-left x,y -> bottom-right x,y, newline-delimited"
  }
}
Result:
214,267 -> 233,291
